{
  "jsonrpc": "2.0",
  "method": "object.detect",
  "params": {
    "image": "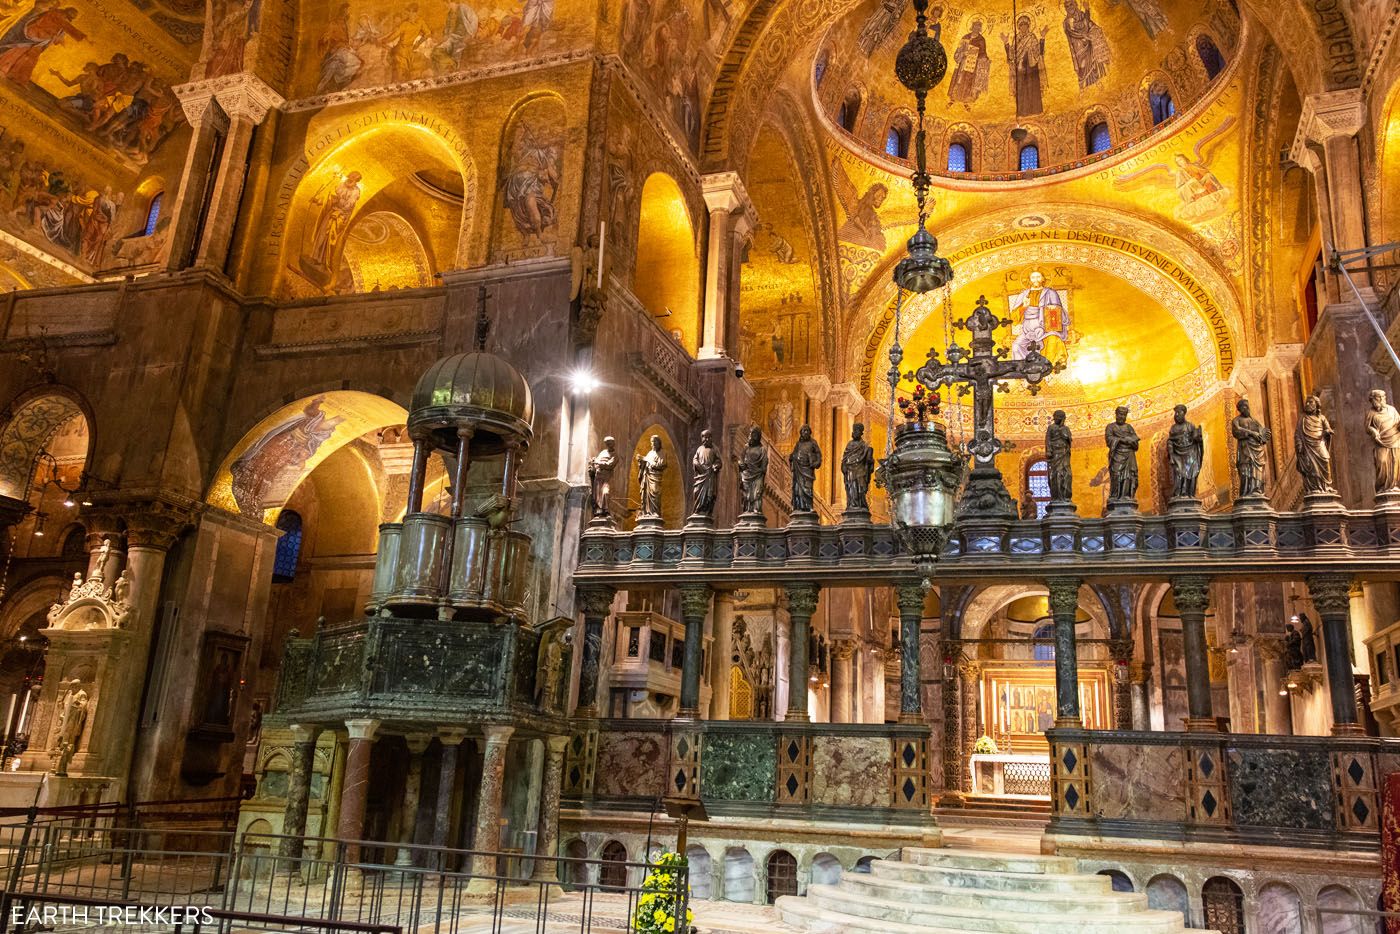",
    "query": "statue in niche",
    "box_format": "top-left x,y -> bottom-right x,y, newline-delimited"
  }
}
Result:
588,436 -> 618,520
1367,389 -> 1400,494
1167,404 -> 1204,499
1298,613 -> 1319,665
738,426 -> 769,516
635,435 -> 667,519
51,681 -> 88,776
1231,398 -> 1271,498
690,429 -> 722,518
1294,393 -> 1336,494
535,627 -> 569,713
1283,624 -> 1305,671
789,425 -> 823,513
1104,406 -> 1140,504
841,423 -> 876,511
1045,409 -> 1073,502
